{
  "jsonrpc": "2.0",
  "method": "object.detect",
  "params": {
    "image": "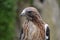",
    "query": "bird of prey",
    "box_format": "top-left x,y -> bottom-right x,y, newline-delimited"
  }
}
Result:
20,7 -> 50,40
